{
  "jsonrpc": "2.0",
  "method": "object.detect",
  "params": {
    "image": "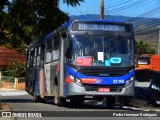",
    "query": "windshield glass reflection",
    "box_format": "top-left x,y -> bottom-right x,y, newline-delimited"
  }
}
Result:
66,35 -> 134,67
